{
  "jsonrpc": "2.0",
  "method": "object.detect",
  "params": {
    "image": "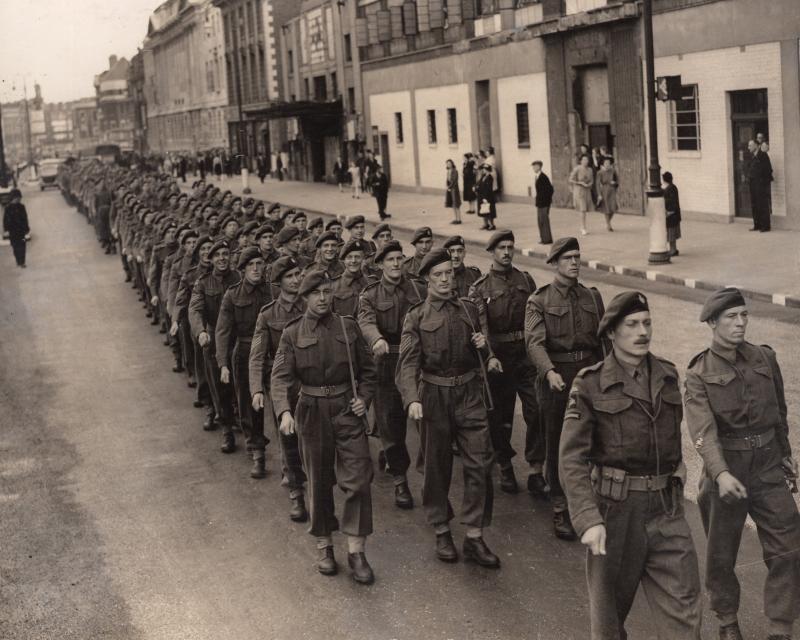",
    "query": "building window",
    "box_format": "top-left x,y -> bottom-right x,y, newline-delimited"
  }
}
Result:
427,109 -> 437,144
447,108 -> 458,144
344,34 -> 352,62
304,78 -> 310,100
287,49 -> 294,74
668,84 -> 701,151
395,112 -> 404,144
331,72 -> 338,99
348,87 -> 356,114
516,102 -> 530,147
